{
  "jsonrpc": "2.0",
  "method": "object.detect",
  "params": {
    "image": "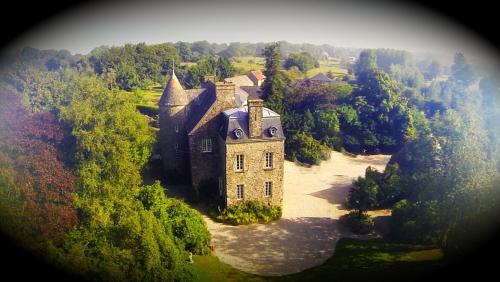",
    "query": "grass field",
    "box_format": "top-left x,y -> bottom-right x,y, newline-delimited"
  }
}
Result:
134,88 -> 163,109
231,56 -> 266,74
306,59 -> 349,78
192,238 -> 444,282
